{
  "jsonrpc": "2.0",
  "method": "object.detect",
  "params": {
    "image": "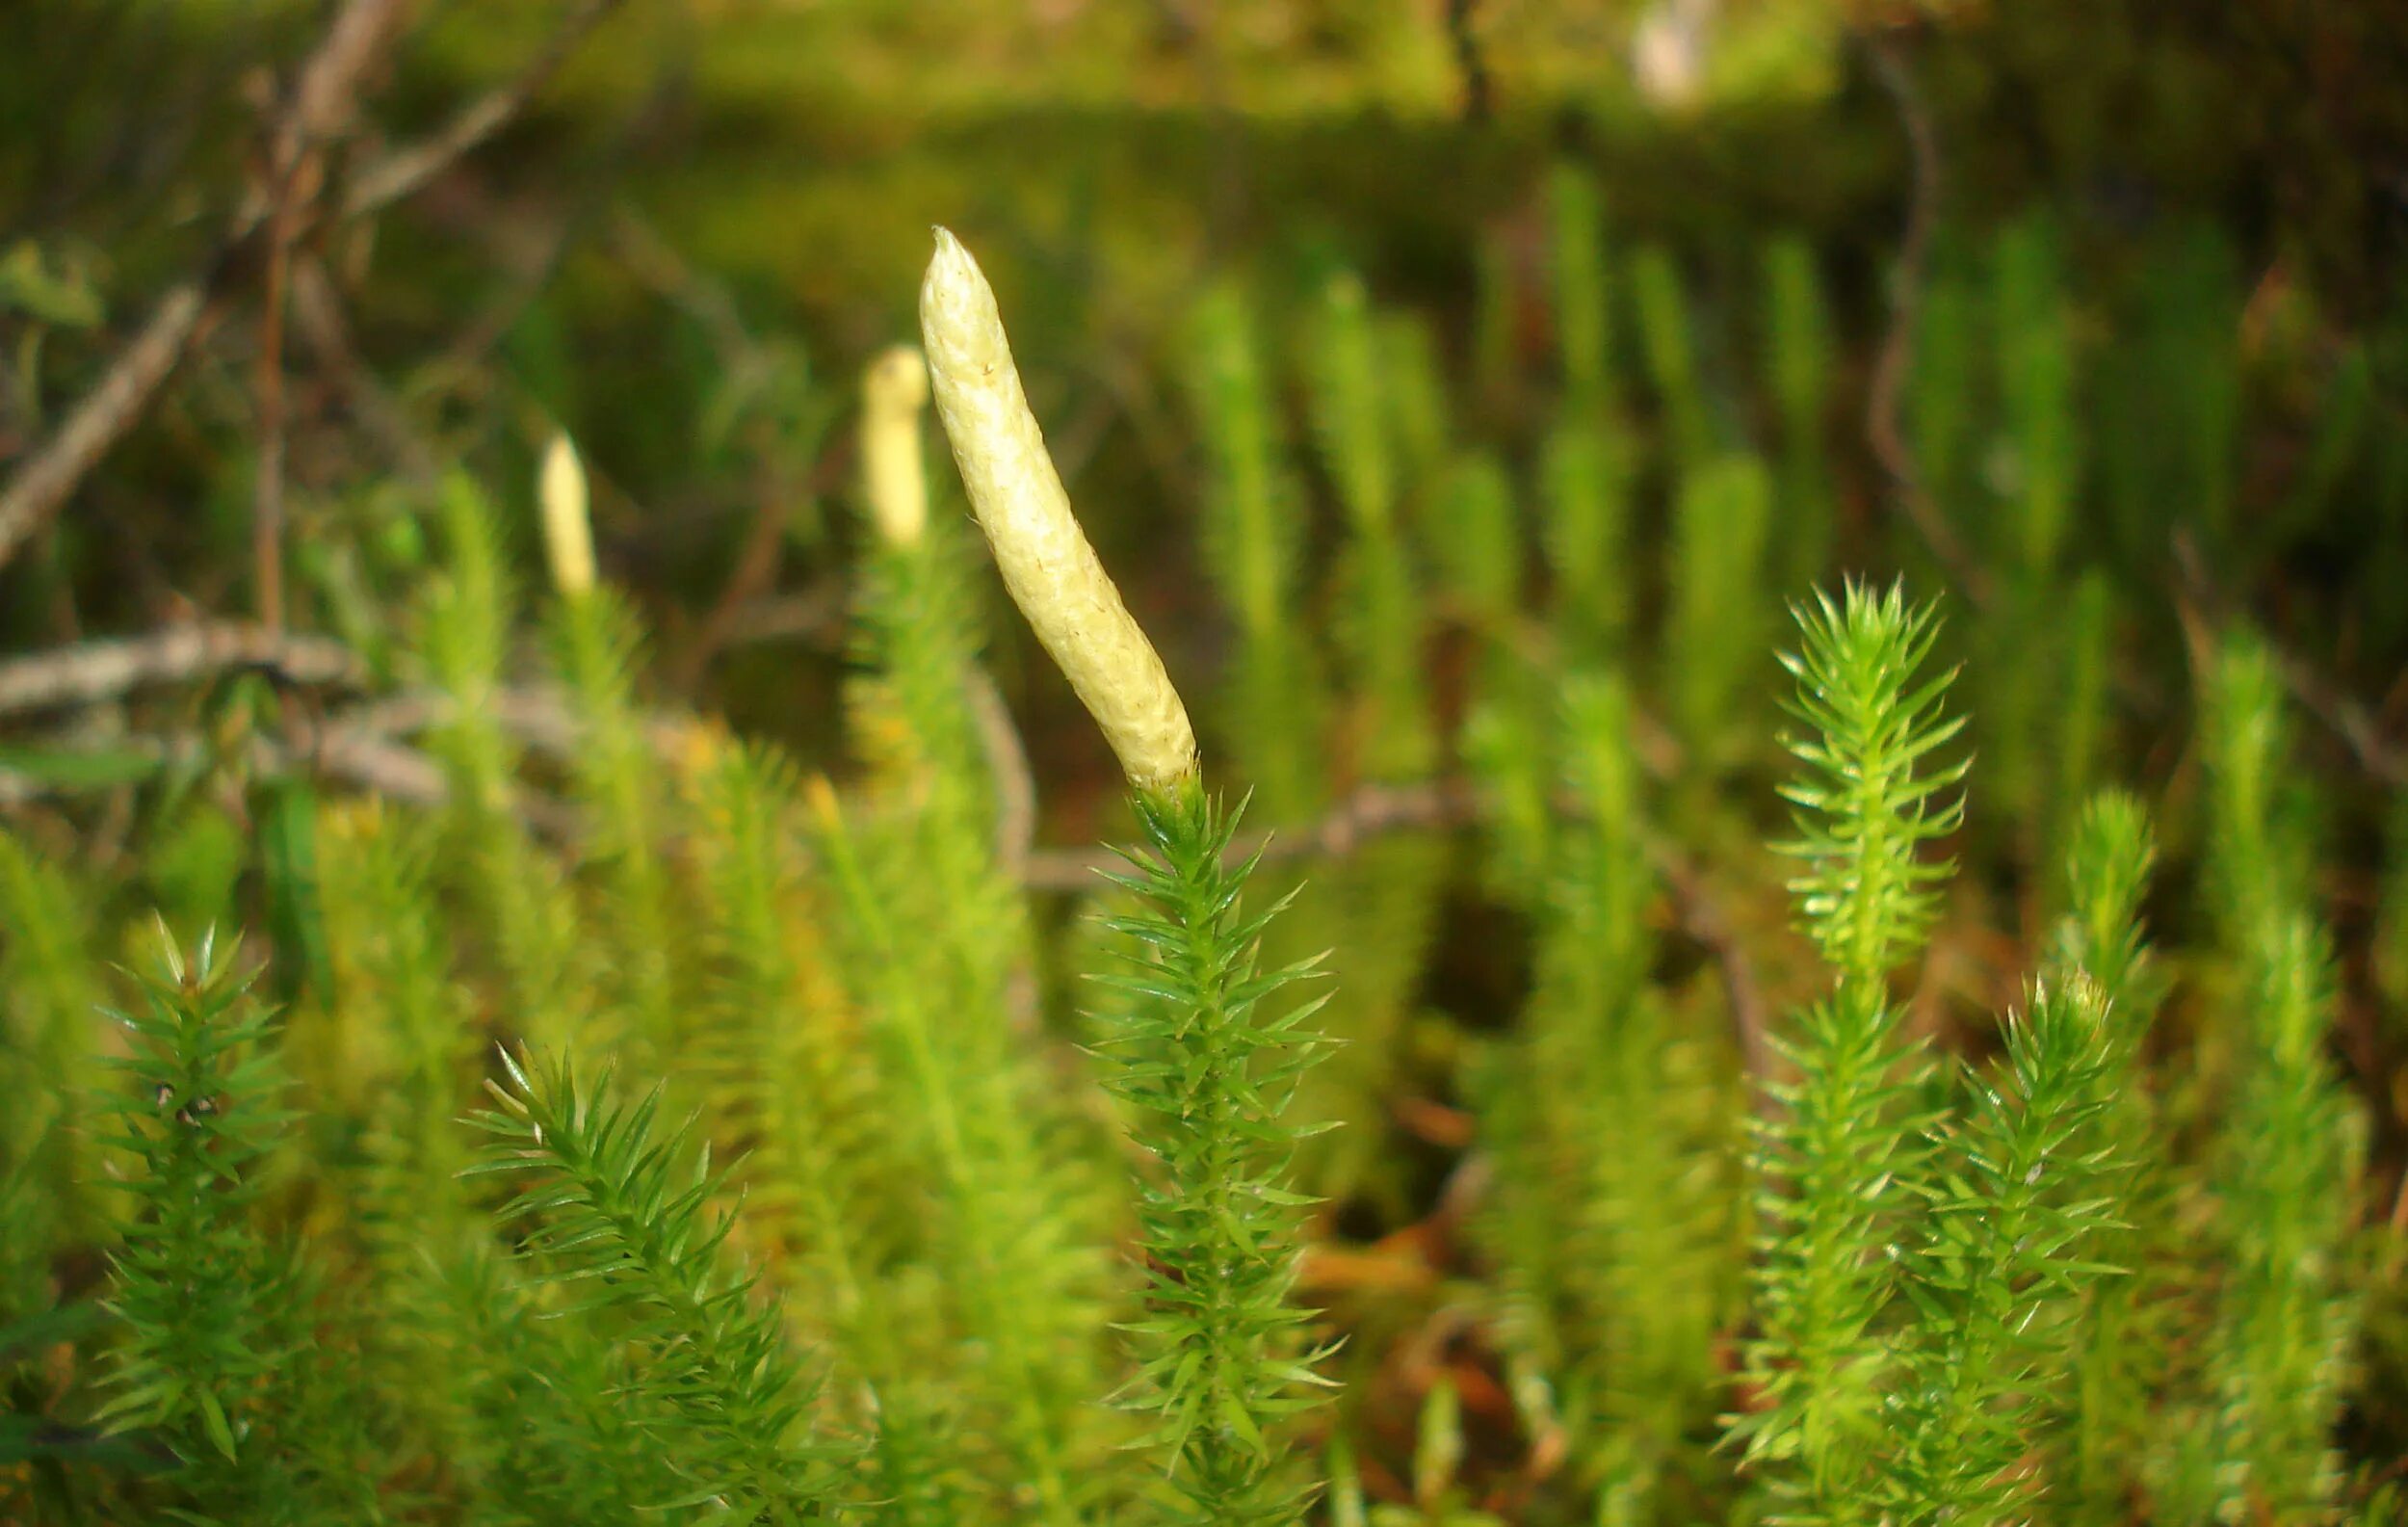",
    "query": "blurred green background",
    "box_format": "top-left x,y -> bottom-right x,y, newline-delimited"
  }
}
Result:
6,1 -> 2402,781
